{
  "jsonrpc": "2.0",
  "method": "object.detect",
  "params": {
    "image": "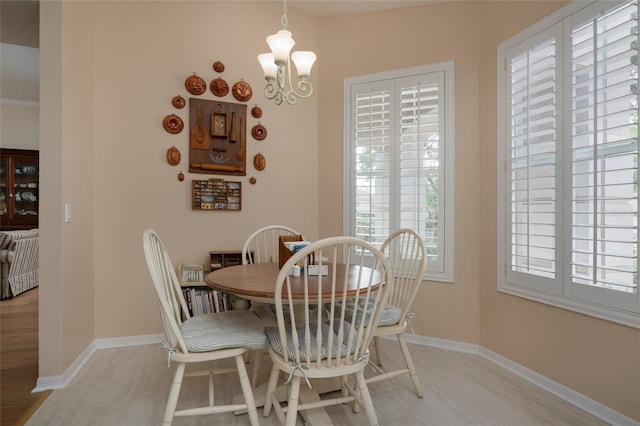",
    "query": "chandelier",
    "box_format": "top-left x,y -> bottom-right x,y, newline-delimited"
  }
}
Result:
257,0 -> 317,105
